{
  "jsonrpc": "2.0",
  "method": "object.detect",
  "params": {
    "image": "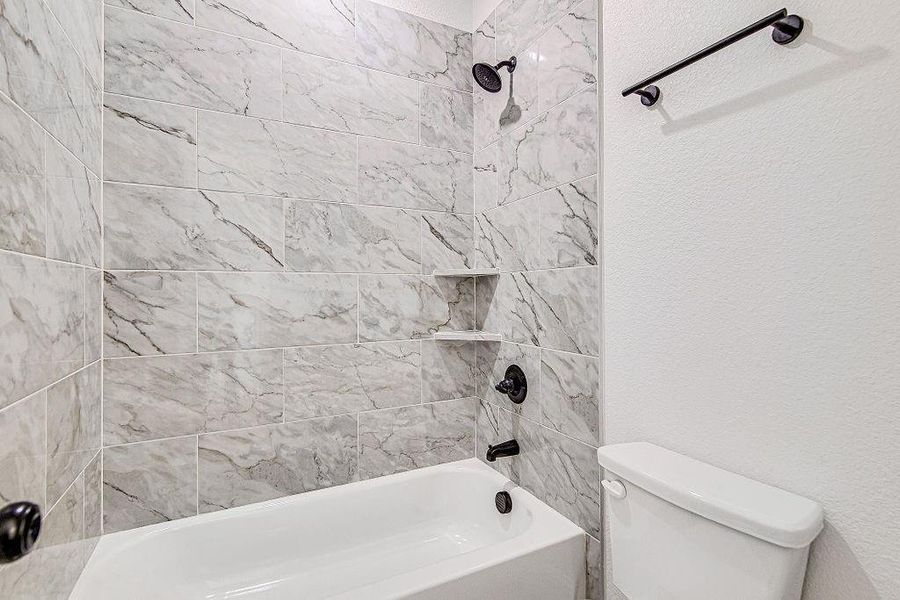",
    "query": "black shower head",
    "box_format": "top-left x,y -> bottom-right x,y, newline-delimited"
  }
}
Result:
472,56 -> 517,93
